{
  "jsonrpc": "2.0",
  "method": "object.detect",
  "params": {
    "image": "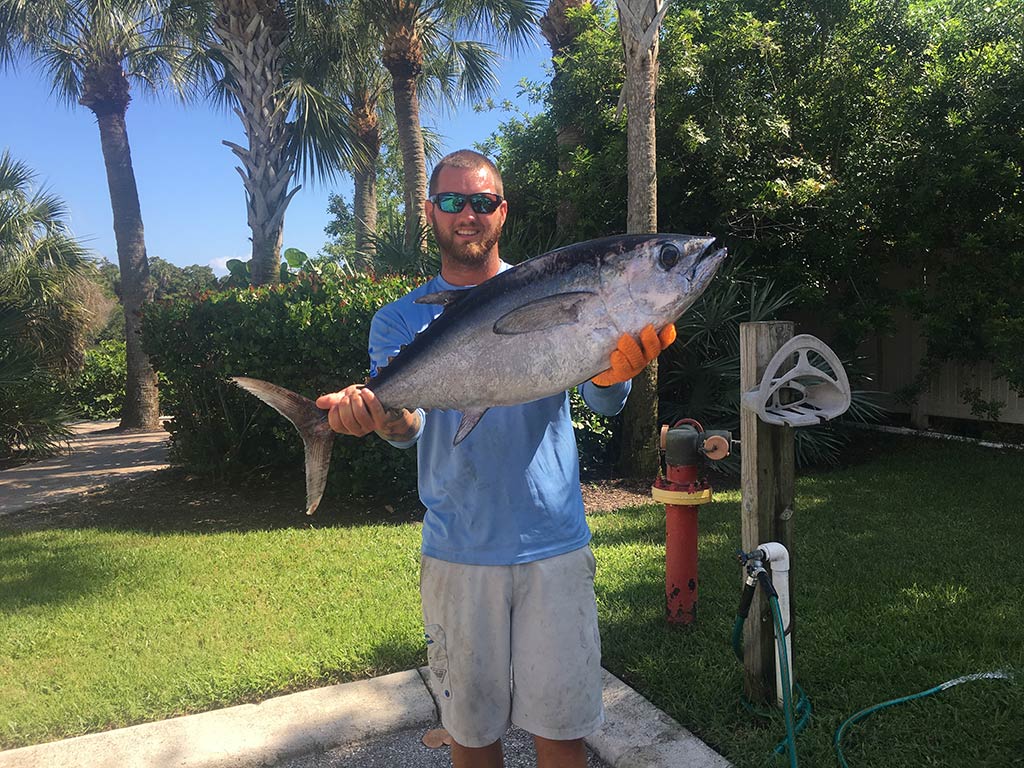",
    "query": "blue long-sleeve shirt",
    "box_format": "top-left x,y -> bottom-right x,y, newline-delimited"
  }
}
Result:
368,266 -> 630,565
